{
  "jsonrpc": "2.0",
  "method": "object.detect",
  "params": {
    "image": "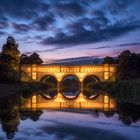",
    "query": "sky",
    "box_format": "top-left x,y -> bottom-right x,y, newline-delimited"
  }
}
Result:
0,0 -> 140,63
